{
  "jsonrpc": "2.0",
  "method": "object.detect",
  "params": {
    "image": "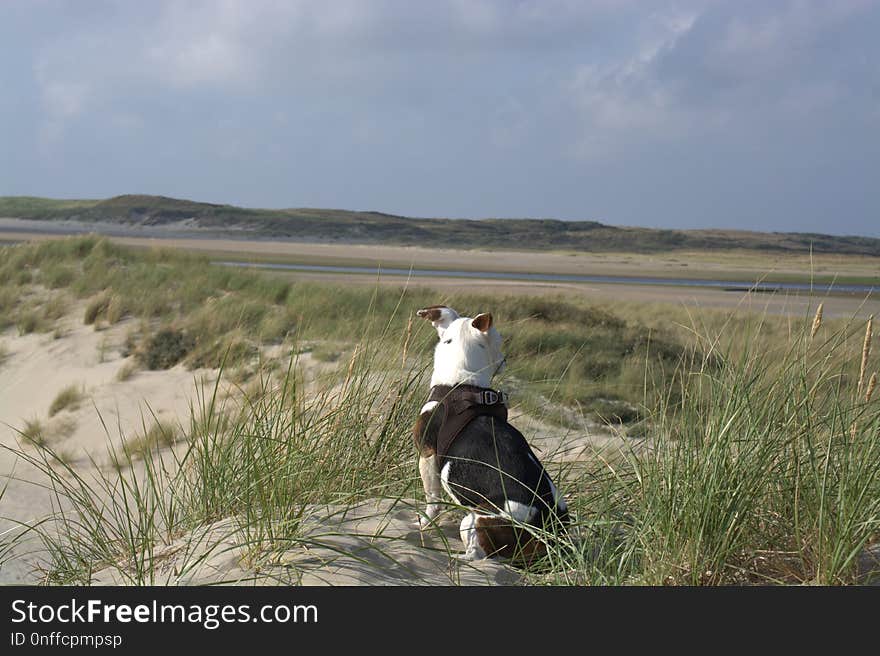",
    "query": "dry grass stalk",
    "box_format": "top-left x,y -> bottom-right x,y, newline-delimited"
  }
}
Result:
866,372 -> 877,403
810,303 -> 823,339
342,344 -> 360,391
402,315 -> 413,366
858,316 -> 873,397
